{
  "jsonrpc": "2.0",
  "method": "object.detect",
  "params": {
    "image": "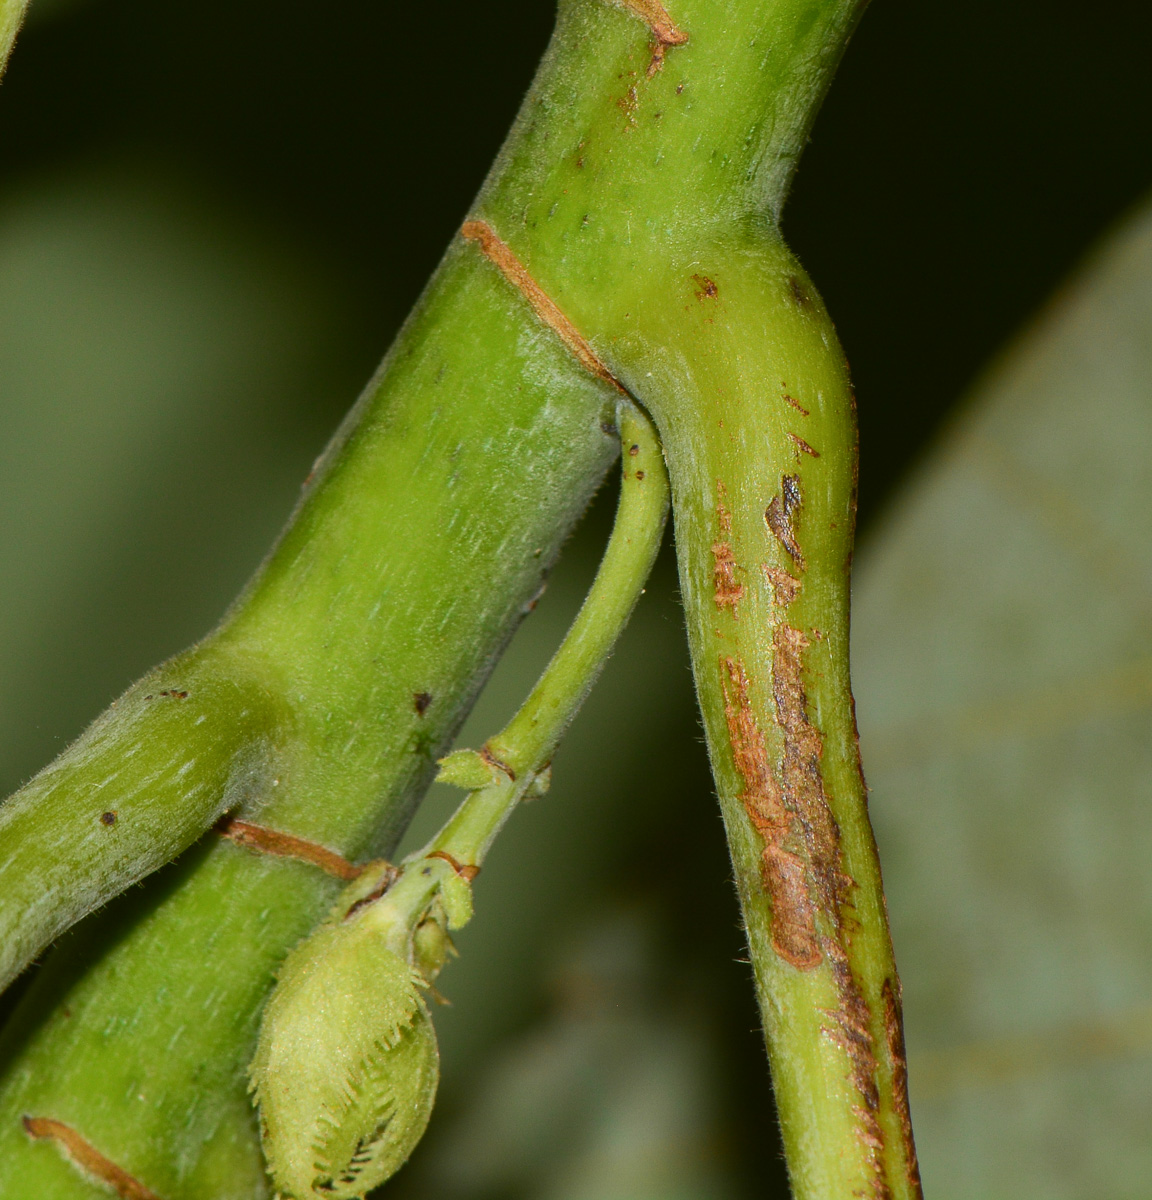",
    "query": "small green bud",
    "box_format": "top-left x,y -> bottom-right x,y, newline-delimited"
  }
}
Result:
435,749 -> 501,790
412,906 -> 455,983
251,914 -> 439,1198
438,870 -> 474,930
